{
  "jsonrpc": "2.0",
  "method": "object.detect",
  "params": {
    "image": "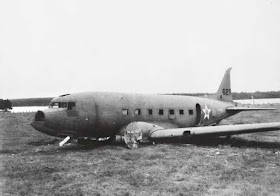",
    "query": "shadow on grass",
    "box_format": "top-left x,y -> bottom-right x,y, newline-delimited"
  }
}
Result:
57,136 -> 280,152
154,136 -> 280,150
0,149 -> 20,155
27,138 -> 59,146
58,140 -> 126,152
25,136 -> 280,154
228,137 -> 280,149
